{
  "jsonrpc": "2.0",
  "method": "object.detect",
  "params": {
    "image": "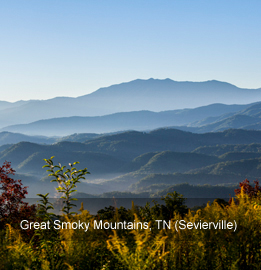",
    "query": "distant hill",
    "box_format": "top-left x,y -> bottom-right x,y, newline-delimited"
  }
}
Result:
0,144 -> 13,152
4,128 -> 261,170
73,184 -> 236,199
5,101 -> 261,137
0,103 -> 250,136
189,115 -> 259,133
182,103 -> 261,133
192,143 -> 261,156
0,141 -> 125,178
195,158 -> 261,178
81,128 -> 261,159
130,173 -> 242,192
136,151 -> 219,174
105,151 -> 261,192
0,78 -> 260,129
0,100 -> 29,111
0,131 -> 57,146
57,133 -> 100,143
0,130 -> 130,146
3,127 -> 261,196
152,183 -> 236,198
